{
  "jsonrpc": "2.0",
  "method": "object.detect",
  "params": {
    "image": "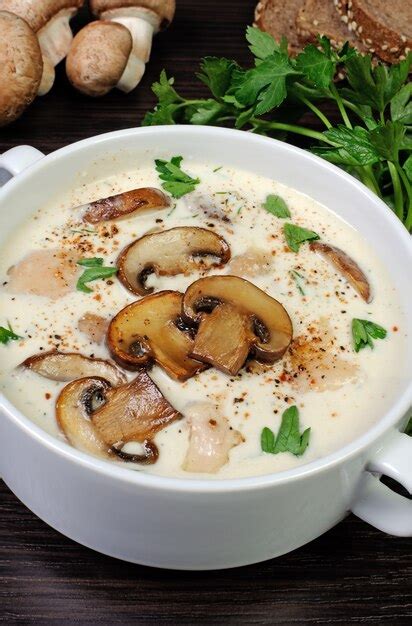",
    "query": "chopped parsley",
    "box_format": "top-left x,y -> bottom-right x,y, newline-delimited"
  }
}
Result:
352,318 -> 387,352
290,269 -> 306,295
76,257 -> 117,293
155,156 -> 200,198
263,194 -> 291,218
261,405 -> 310,456
283,223 -> 320,252
0,322 -> 21,345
